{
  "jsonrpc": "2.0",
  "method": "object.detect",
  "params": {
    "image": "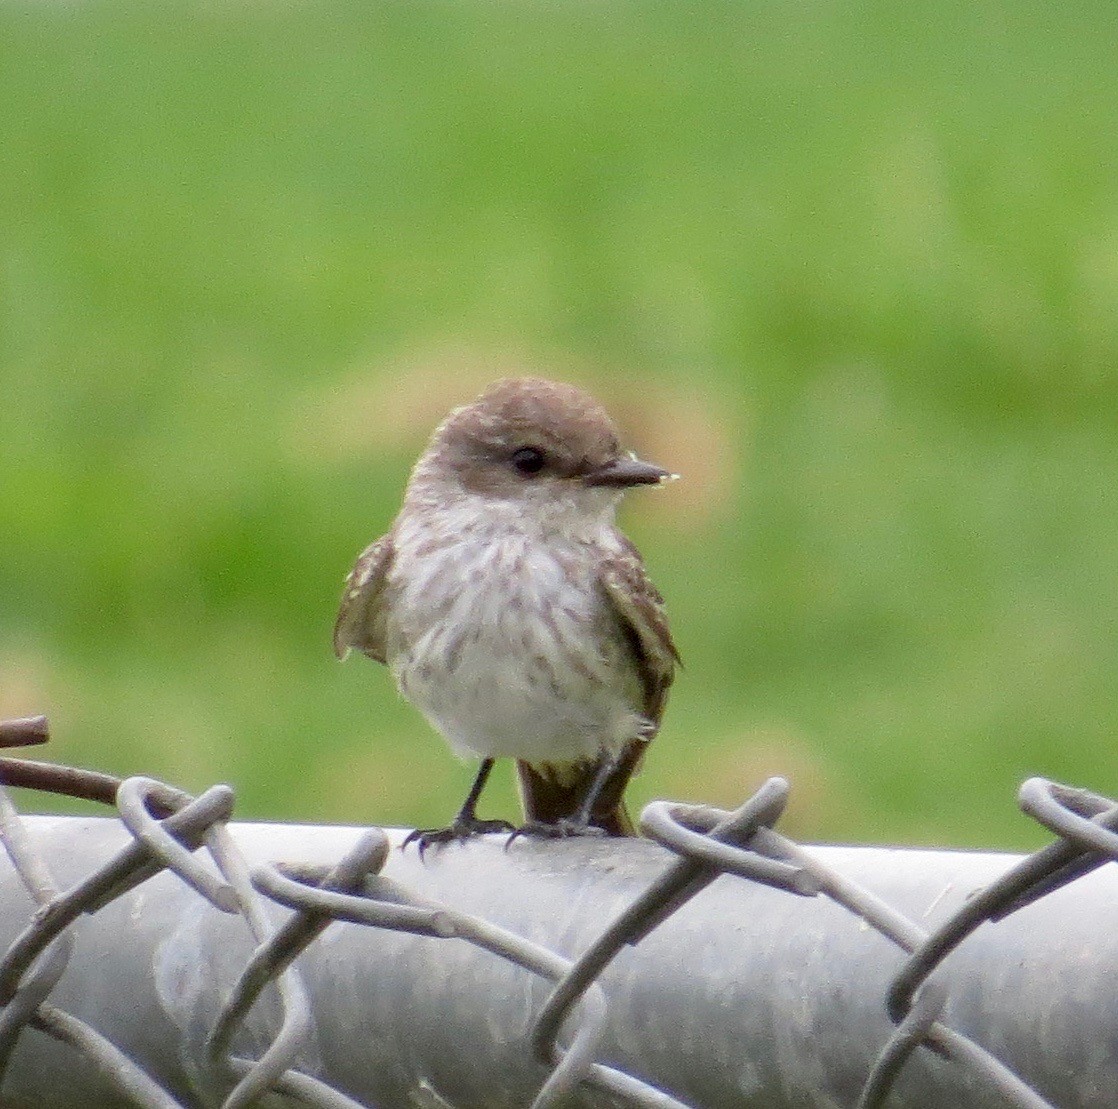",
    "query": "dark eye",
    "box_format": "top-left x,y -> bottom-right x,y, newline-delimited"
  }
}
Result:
511,446 -> 546,475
